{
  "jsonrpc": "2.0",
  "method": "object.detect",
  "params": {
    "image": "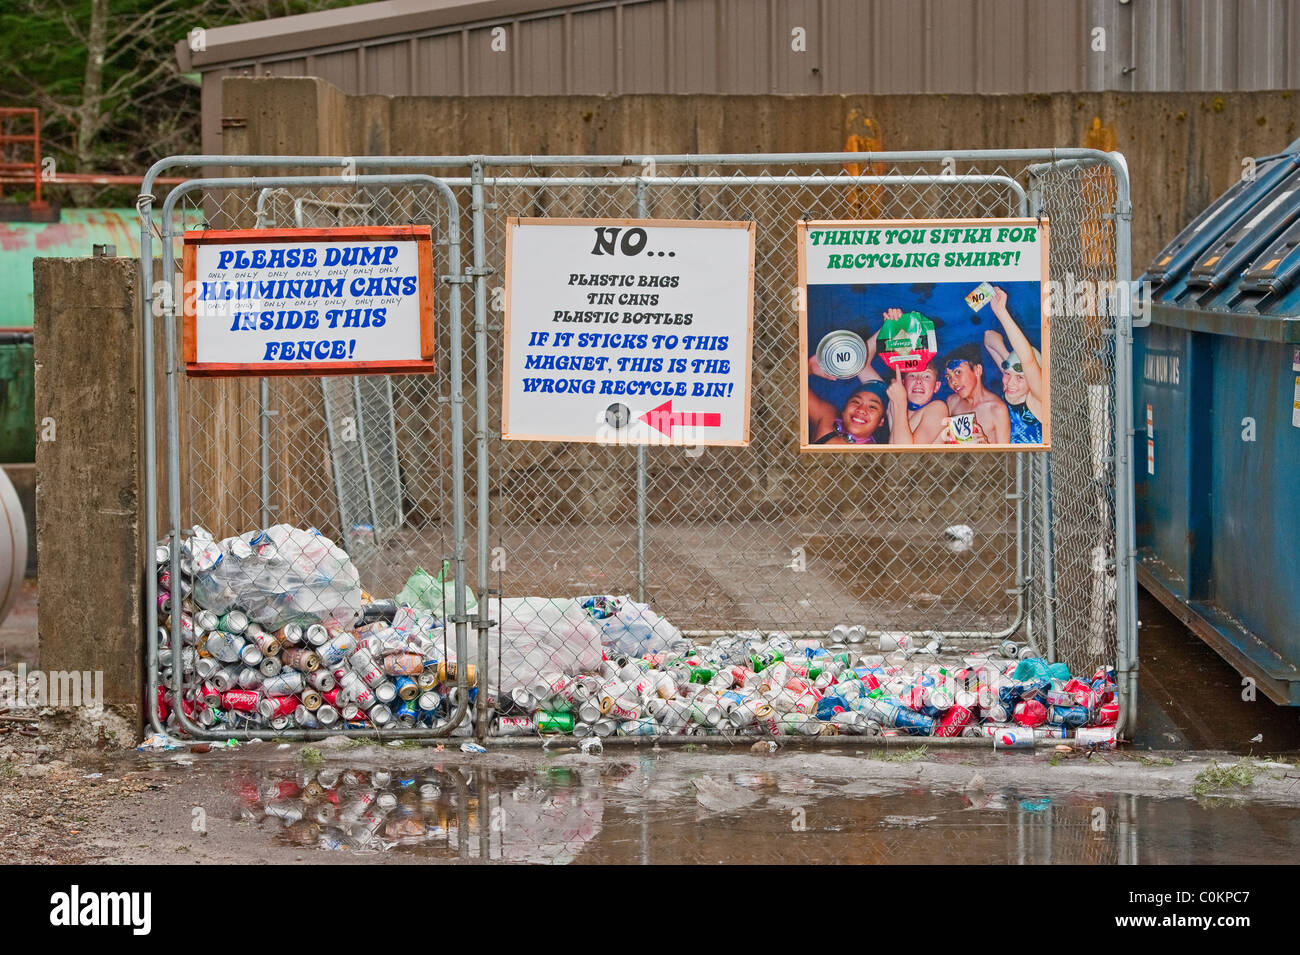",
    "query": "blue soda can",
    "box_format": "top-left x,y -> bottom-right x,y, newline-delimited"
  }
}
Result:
393,675 -> 419,701
891,706 -> 935,736
815,695 -> 848,721
396,699 -> 419,723
1048,704 -> 1089,727
997,683 -> 1026,707
1020,678 -> 1051,700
